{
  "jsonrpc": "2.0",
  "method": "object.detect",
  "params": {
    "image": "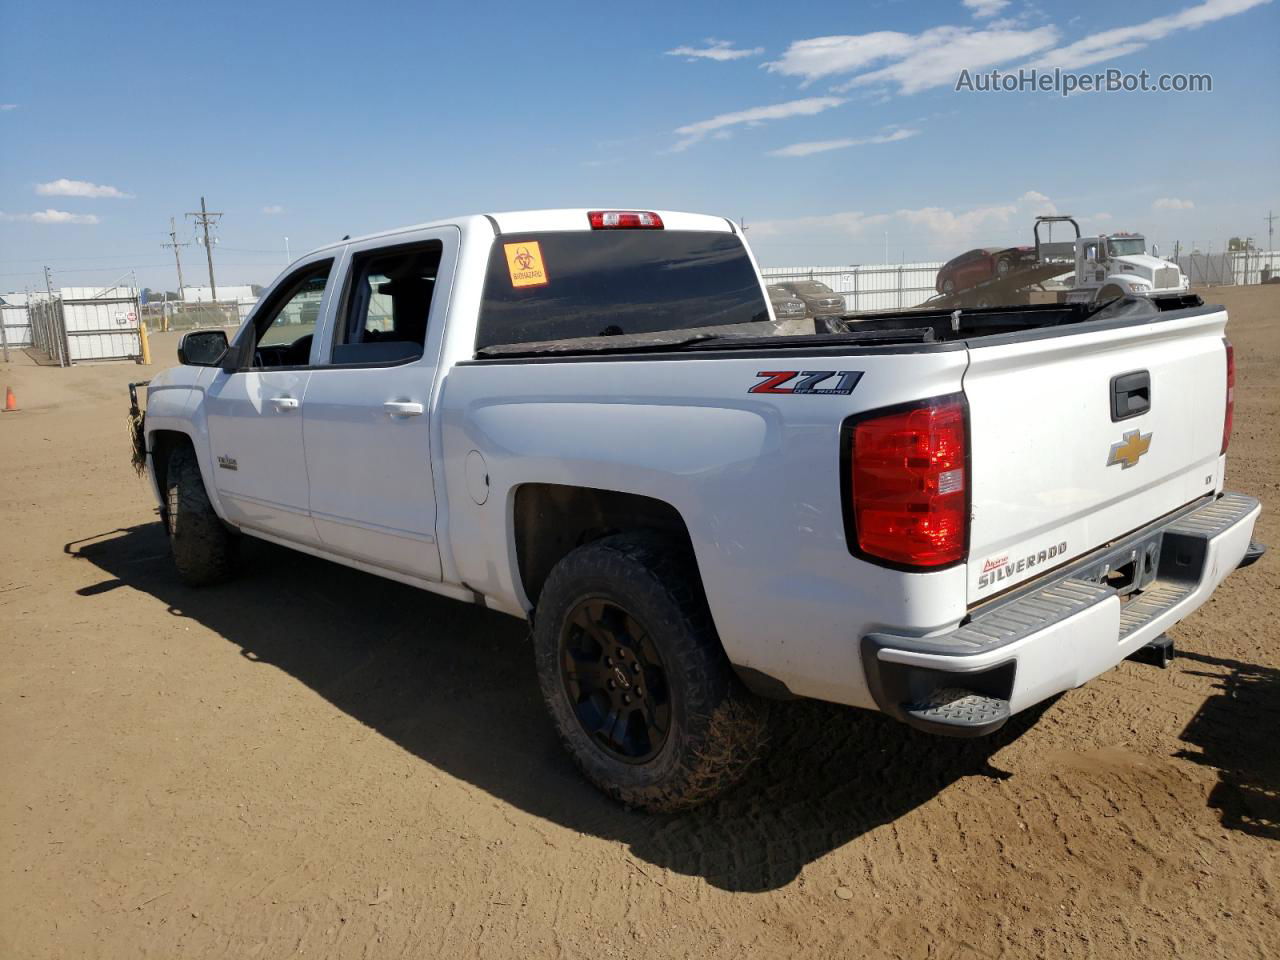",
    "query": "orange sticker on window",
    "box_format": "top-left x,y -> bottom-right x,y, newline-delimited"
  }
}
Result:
504,241 -> 549,288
